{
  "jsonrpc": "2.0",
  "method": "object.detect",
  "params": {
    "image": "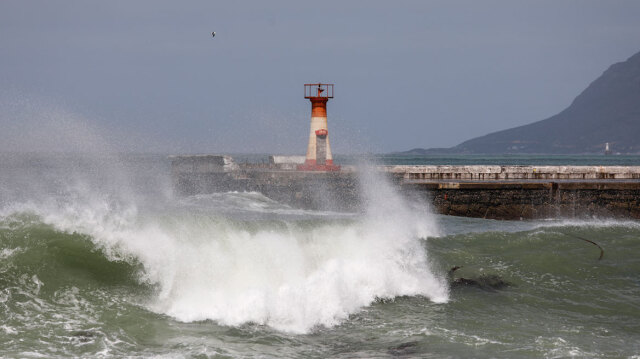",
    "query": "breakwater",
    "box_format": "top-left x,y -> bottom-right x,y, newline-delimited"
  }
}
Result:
389,165 -> 640,219
171,156 -> 640,220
